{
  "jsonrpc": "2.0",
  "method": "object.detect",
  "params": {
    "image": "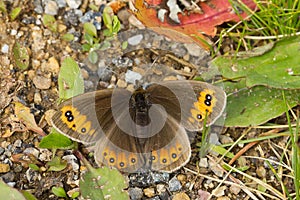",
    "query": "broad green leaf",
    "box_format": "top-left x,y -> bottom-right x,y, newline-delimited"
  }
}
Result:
80,166 -> 128,200
212,36 -> 300,89
224,81 -> 300,127
58,57 -> 84,100
83,22 -> 97,37
21,190 -> 38,200
52,186 -> 68,198
88,51 -> 98,64
0,0 -> 7,14
12,42 -> 29,70
47,157 -> 67,172
42,14 -> 57,32
0,179 -> 26,200
103,6 -> 114,34
39,129 -> 74,149
10,7 -> 21,20
61,33 -> 74,41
